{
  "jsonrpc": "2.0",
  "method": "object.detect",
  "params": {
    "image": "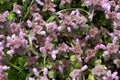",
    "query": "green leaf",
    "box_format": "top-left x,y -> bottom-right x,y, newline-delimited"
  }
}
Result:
7,12 -> 17,21
87,73 -> 95,80
46,15 -> 56,23
18,57 -> 26,66
48,71 -> 56,78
